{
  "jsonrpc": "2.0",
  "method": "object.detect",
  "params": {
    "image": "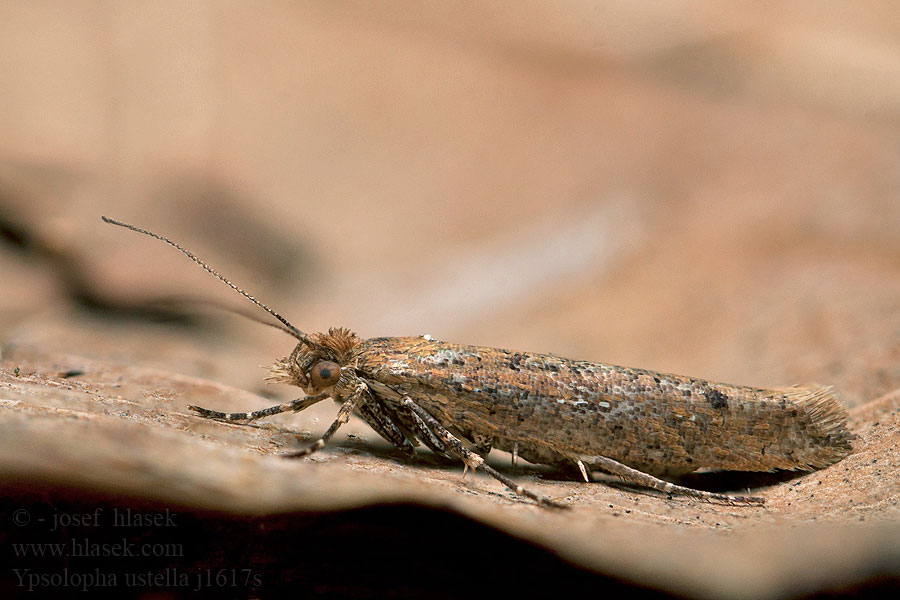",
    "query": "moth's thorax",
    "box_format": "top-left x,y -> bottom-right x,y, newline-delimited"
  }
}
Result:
267,327 -> 363,394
